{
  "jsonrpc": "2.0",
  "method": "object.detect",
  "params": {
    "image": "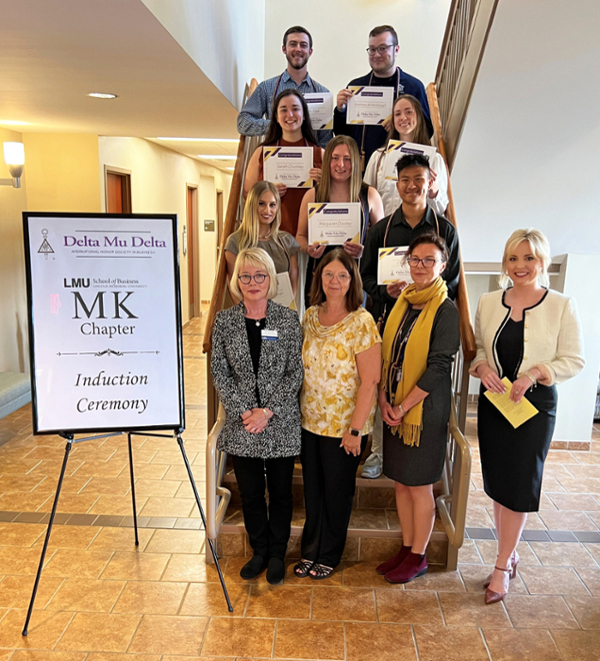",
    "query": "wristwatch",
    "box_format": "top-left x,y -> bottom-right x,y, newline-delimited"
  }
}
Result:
349,427 -> 360,437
